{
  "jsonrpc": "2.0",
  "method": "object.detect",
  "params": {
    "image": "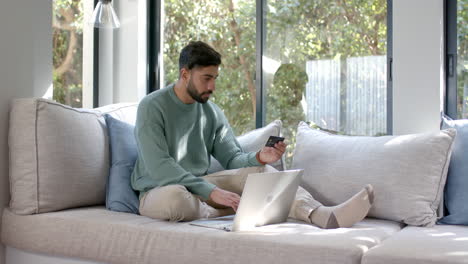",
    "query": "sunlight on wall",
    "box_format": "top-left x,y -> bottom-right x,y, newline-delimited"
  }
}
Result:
42,83 -> 53,100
